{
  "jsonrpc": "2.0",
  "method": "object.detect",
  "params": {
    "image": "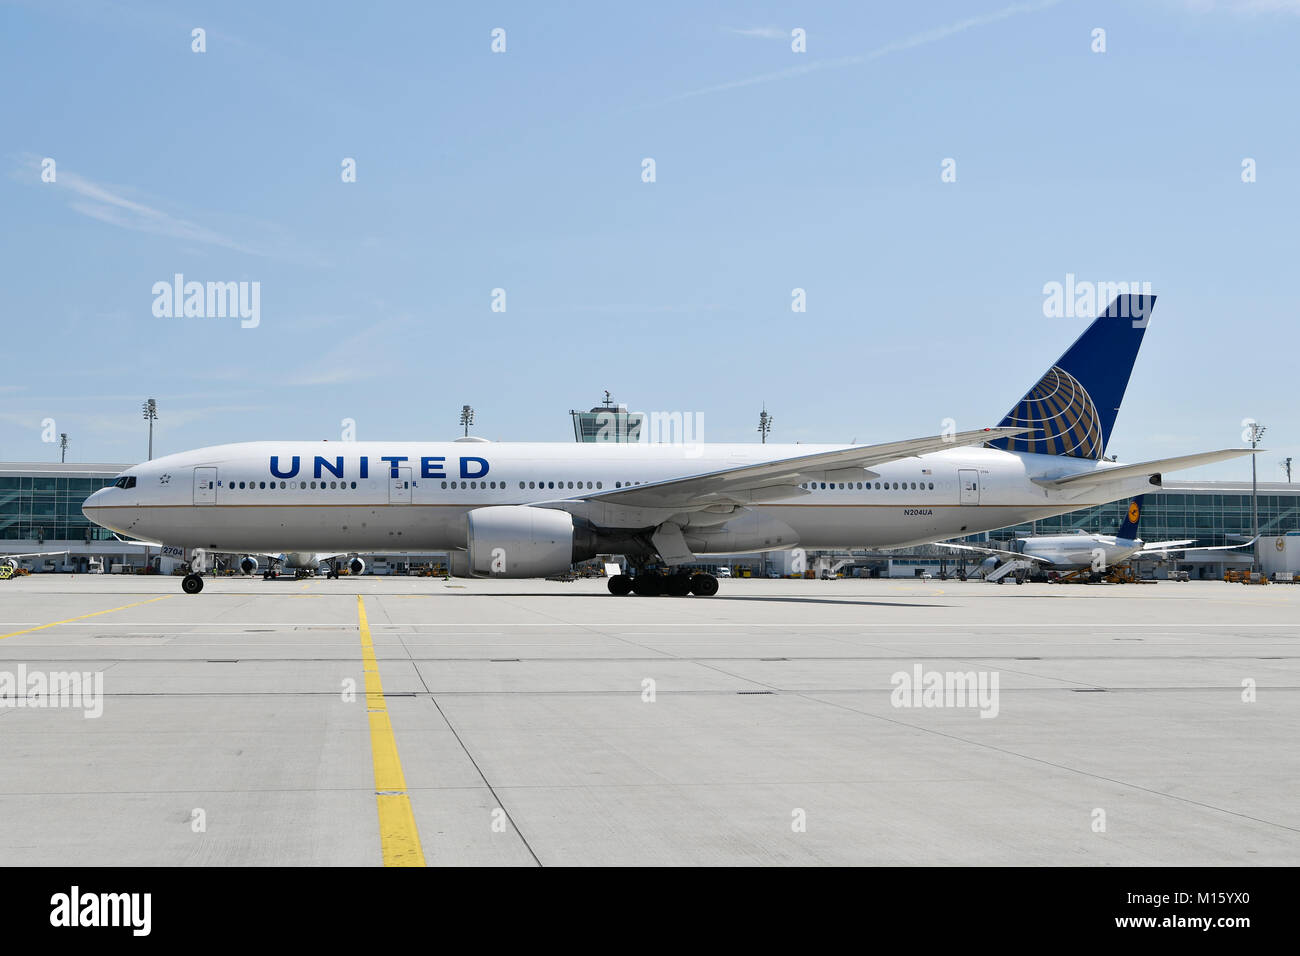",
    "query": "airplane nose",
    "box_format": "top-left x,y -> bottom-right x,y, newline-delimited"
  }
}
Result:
82,487 -> 107,521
